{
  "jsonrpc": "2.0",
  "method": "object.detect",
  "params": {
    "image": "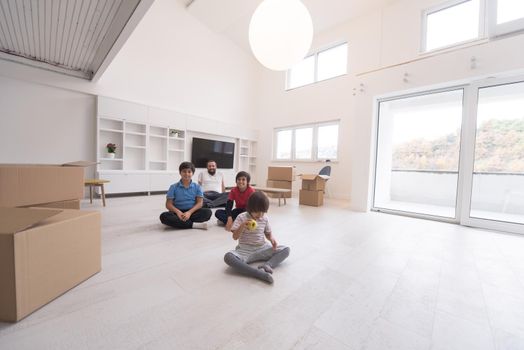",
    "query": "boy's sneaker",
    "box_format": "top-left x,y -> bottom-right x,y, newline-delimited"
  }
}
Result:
216,219 -> 225,226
